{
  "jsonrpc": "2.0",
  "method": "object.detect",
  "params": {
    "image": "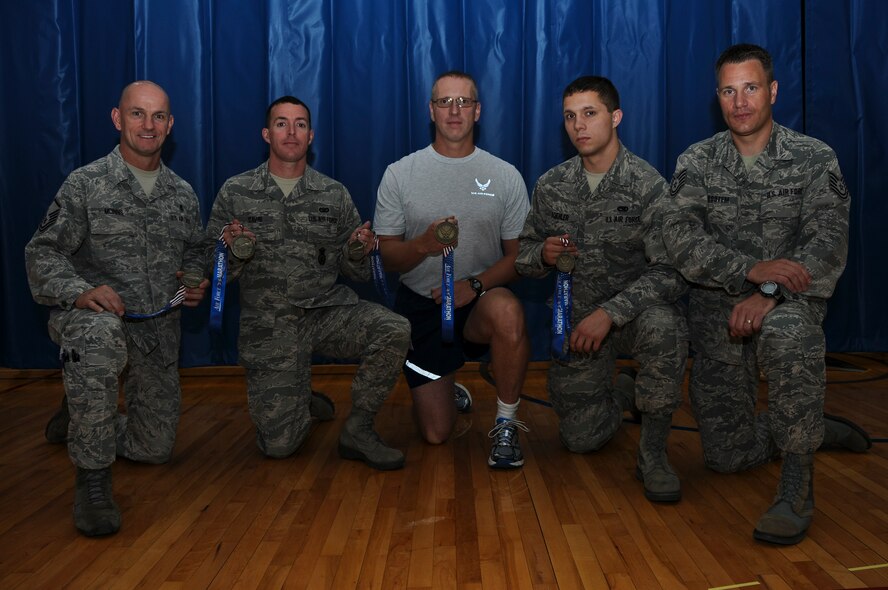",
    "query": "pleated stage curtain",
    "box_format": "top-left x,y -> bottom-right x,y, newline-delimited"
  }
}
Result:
1,0 -> 885,367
